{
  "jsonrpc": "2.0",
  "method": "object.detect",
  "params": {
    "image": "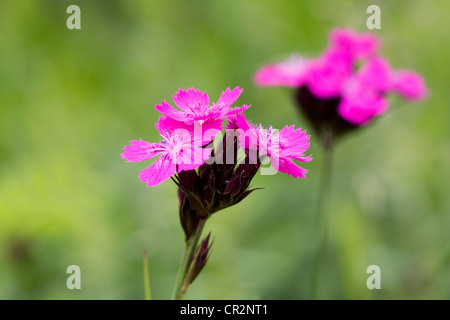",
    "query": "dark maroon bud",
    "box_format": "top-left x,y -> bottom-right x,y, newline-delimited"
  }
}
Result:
198,161 -> 213,181
295,85 -> 358,148
202,172 -> 216,207
186,233 -> 213,286
234,162 -> 260,188
223,170 -> 244,195
233,188 -> 261,205
176,134 -> 261,223
178,189 -> 200,241
178,169 -> 201,193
